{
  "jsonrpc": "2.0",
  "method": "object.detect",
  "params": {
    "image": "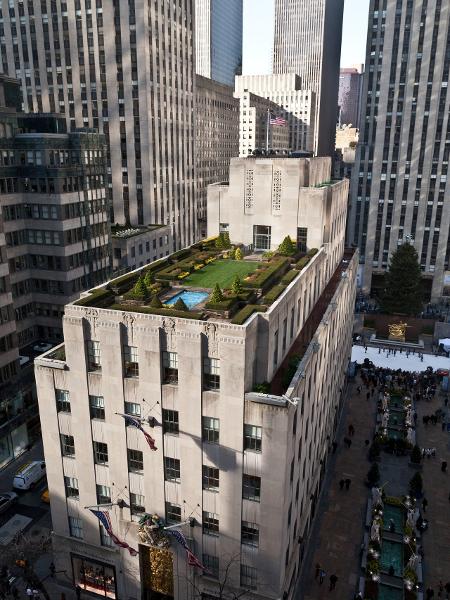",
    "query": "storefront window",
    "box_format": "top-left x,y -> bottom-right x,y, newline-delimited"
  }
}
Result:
72,555 -> 117,599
